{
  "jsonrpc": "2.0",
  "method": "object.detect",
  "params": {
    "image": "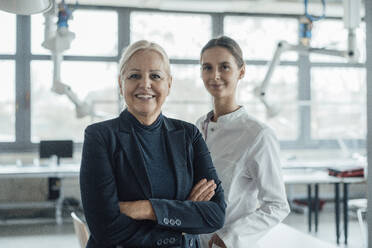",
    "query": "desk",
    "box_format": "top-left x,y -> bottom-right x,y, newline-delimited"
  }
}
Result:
283,169 -> 365,245
0,164 -> 80,225
258,223 -> 337,248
